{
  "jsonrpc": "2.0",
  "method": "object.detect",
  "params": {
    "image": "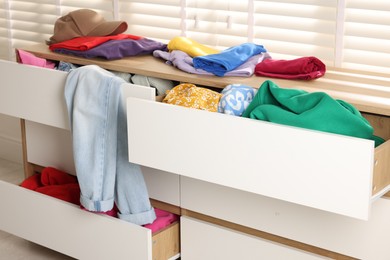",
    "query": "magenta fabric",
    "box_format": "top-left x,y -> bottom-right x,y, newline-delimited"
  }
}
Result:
144,208 -> 179,233
255,56 -> 326,80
